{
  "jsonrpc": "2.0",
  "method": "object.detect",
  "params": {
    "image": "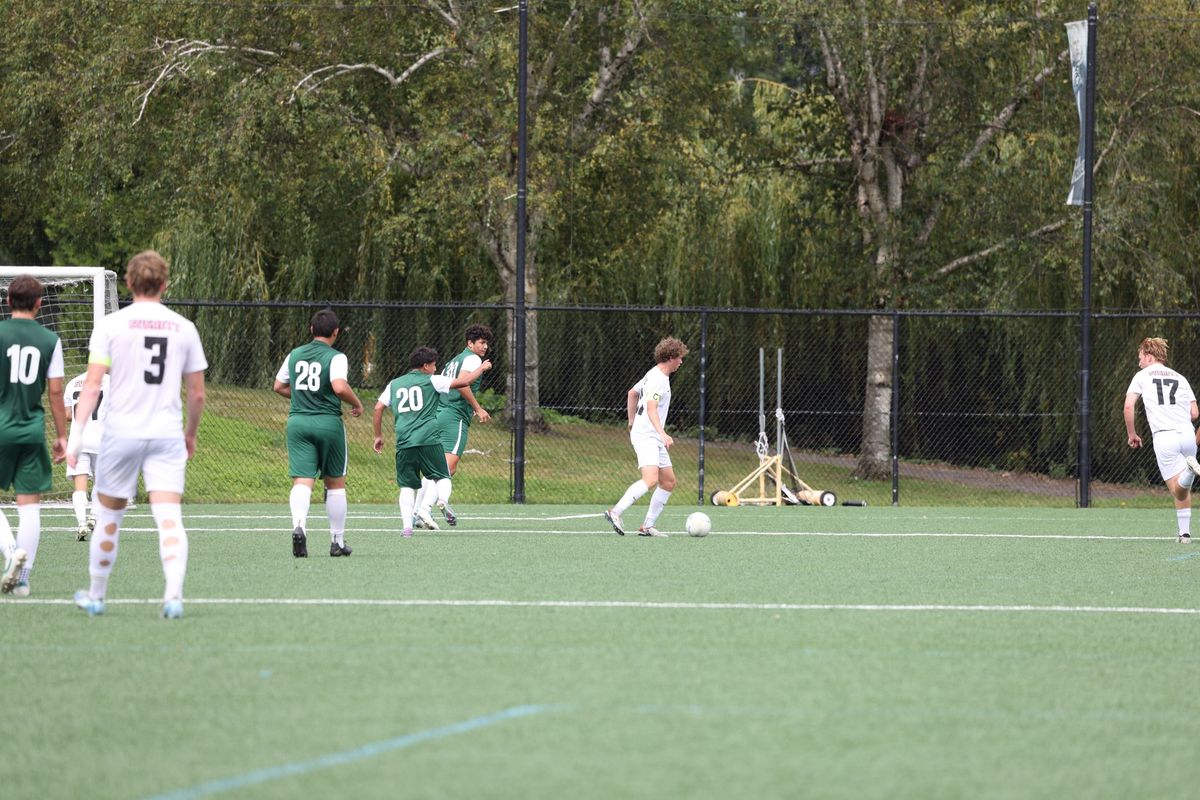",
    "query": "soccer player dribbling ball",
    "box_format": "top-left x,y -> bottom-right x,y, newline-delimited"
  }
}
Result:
605,336 -> 688,538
